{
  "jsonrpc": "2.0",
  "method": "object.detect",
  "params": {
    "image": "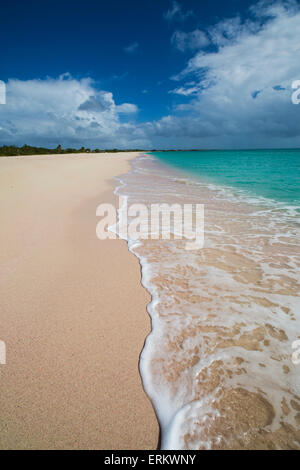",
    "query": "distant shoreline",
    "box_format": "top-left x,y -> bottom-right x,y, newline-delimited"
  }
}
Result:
1,145 -> 300,157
